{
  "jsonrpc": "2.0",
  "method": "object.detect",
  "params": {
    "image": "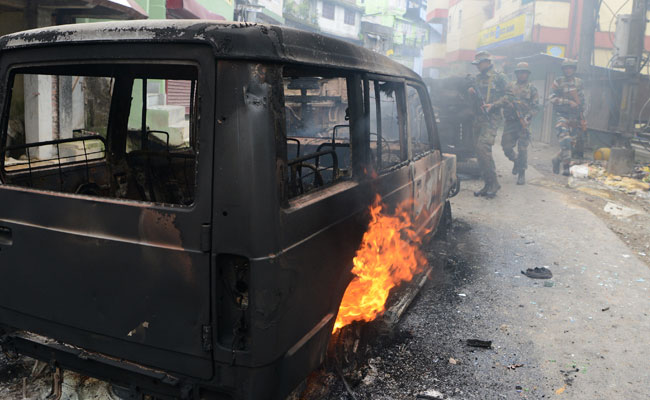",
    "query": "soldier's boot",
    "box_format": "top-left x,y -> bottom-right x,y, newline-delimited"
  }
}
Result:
552,158 -> 560,174
562,164 -> 571,176
474,181 -> 489,197
484,179 -> 501,199
517,170 -> 526,185
512,158 -> 520,175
